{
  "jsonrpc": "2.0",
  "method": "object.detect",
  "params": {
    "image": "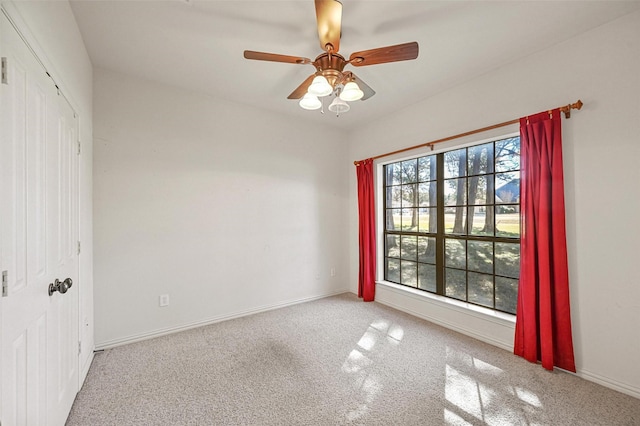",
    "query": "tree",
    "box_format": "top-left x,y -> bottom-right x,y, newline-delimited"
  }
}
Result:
451,150 -> 467,234
467,146 -> 484,233
483,175 -> 495,233
425,155 -> 438,256
400,161 -> 418,230
428,156 -> 437,233
385,165 -> 396,232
